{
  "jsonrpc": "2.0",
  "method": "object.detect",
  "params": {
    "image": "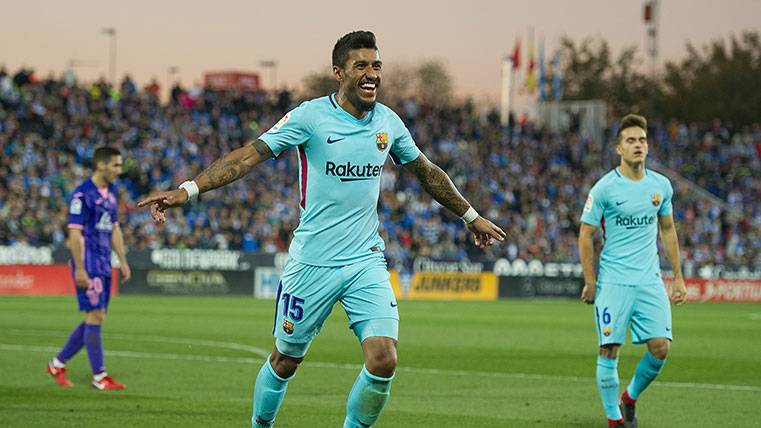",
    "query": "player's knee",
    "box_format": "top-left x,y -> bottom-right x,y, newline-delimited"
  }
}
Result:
269,349 -> 303,378
364,339 -> 397,377
366,353 -> 396,378
648,339 -> 670,360
599,344 -> 620,359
